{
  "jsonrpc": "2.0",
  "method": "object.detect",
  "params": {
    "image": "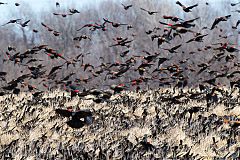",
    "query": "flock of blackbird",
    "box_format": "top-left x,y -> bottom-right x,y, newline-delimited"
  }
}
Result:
0,0 -> 240,159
